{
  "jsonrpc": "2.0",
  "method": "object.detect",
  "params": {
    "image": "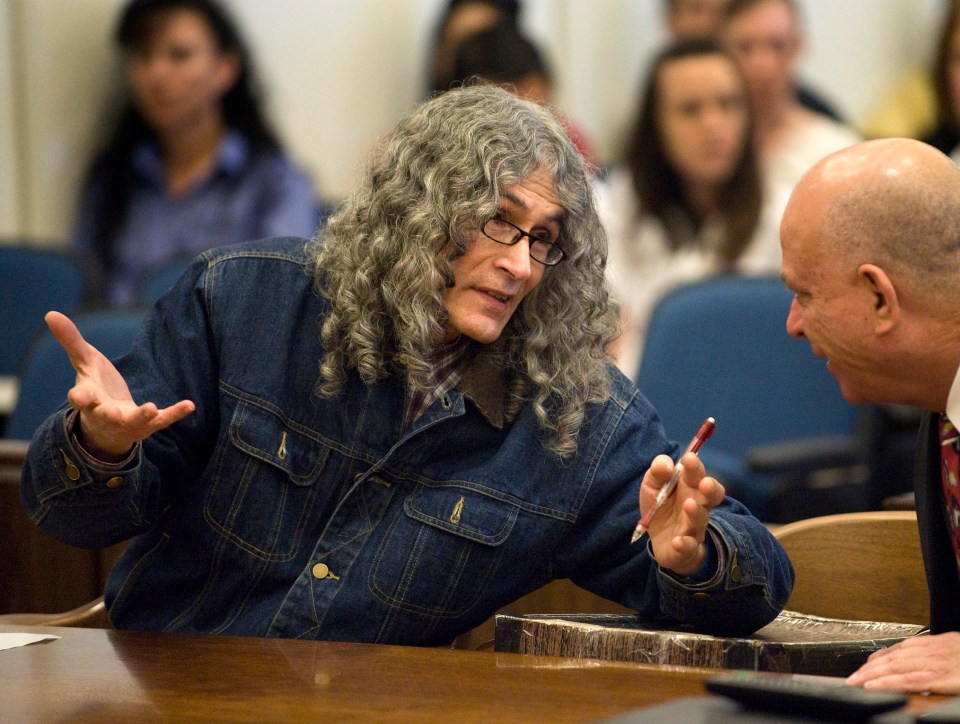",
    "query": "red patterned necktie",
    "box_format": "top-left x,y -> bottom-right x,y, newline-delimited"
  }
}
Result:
939,414 -> 960,575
